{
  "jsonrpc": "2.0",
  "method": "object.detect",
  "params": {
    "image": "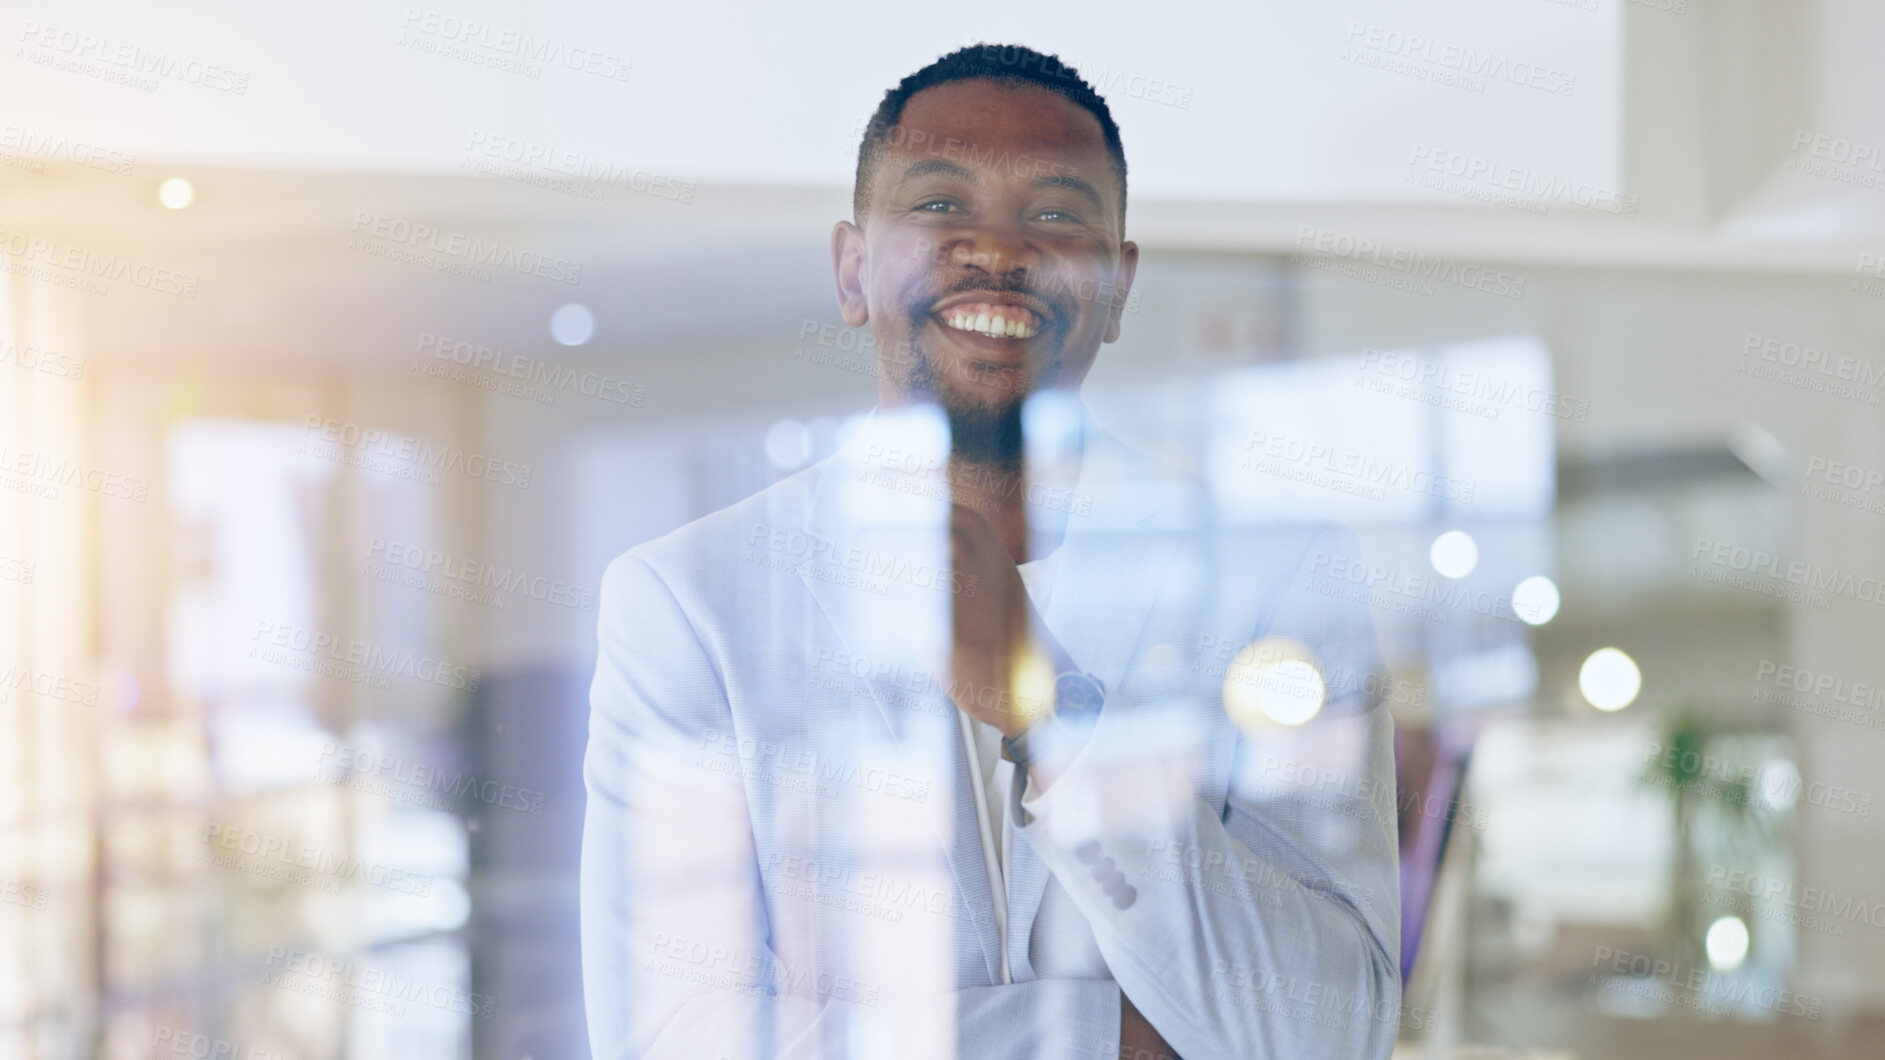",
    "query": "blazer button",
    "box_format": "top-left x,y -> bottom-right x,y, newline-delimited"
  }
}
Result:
1074,840 -> 1100,865
1112,885 -> 1137,910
